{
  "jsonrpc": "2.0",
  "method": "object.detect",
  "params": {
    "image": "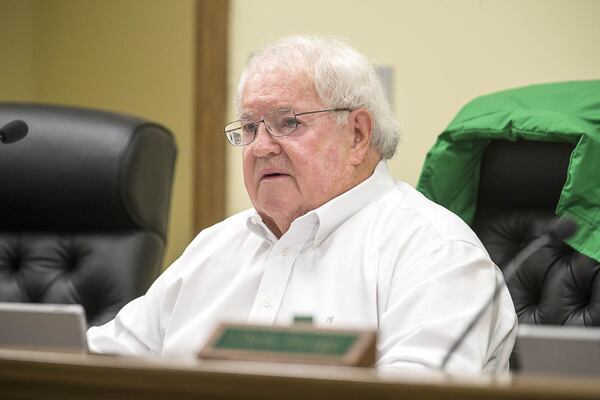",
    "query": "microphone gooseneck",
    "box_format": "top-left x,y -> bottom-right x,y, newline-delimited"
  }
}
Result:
0,120 -> 29,144
439,217 -> 578,371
